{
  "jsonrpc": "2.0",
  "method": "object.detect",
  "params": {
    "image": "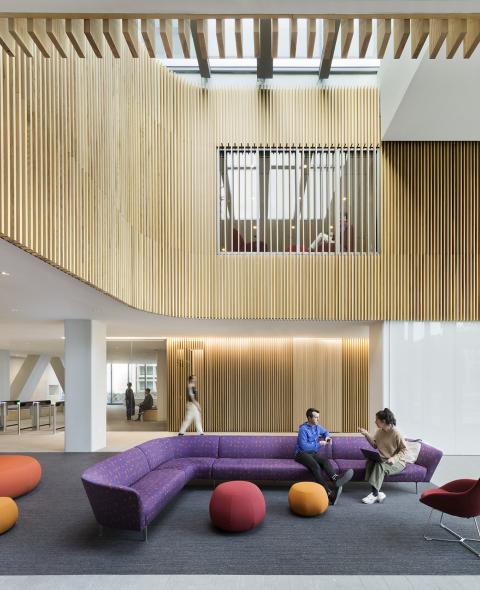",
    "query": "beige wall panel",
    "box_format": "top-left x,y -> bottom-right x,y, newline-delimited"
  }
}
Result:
342,338 -> 369,432
1,53 -> 479,322
292,339 -> 342,433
